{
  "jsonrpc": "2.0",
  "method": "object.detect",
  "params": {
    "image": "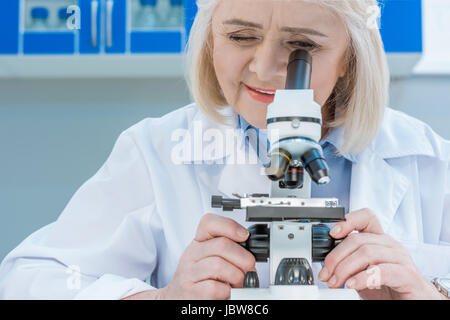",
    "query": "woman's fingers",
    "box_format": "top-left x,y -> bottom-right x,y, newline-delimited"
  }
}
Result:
195,213 -> 249,243
330,208 -> 384,239
191,213 -> 255,275
190,236 -> 256,274
325,244 -> 411,288
346,264 -> 444,300
164,213 -> 254,299
344,263 -> 420,293
191,280 -> 232,300
320,232 -> 396,282
191,256 -> 245,288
